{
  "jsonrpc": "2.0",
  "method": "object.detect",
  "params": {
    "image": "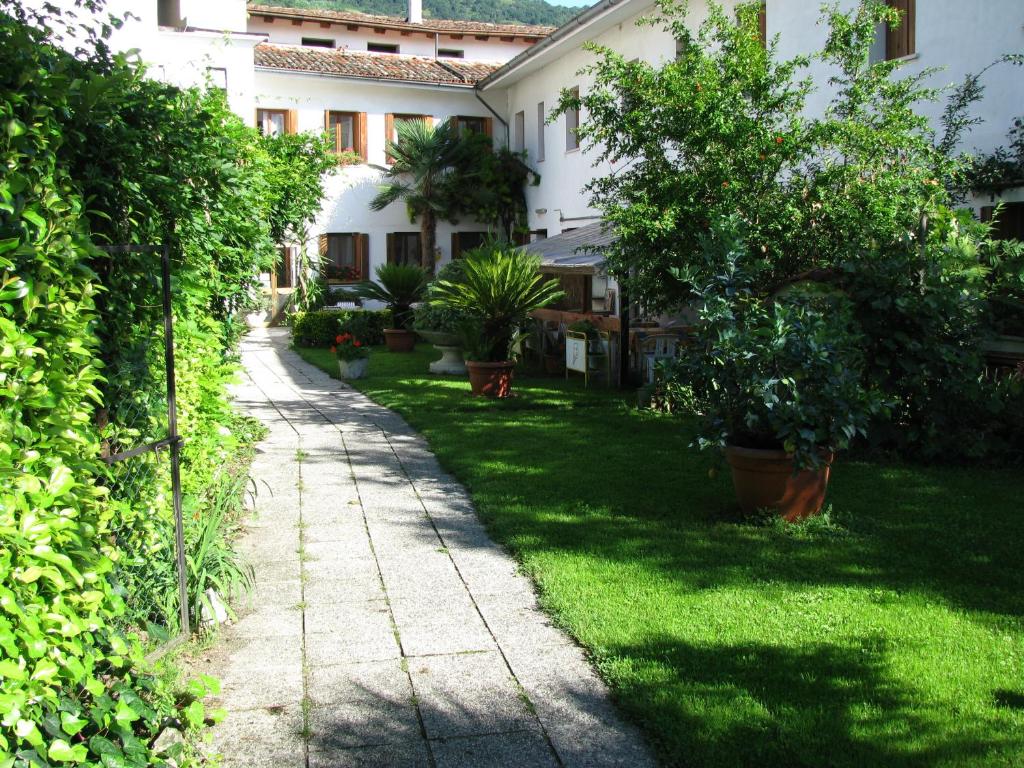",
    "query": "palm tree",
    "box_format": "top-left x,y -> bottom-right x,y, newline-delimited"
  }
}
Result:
370,119 -> 462,274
